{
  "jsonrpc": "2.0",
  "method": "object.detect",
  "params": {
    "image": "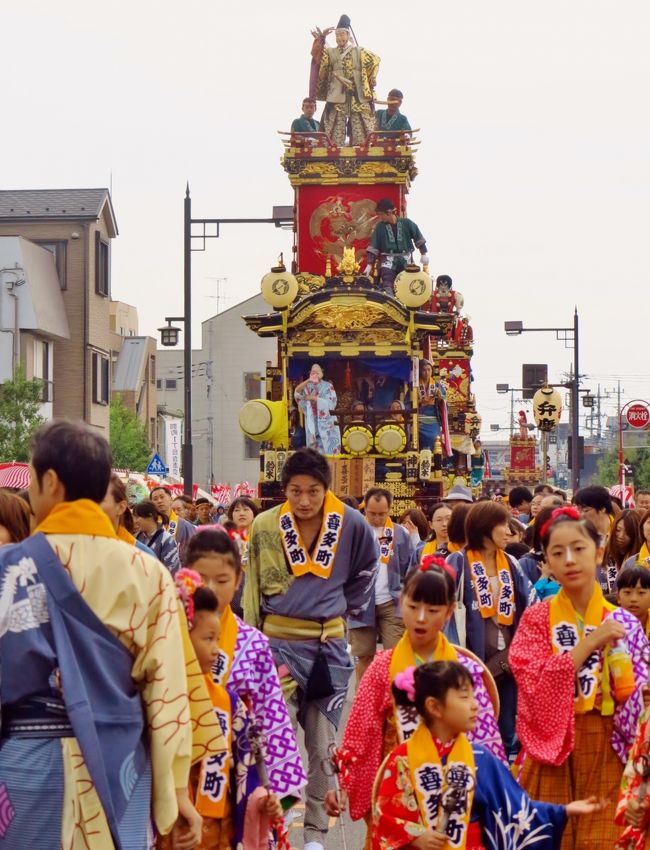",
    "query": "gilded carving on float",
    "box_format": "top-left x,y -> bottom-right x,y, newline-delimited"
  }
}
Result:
315,304 -> 385,330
